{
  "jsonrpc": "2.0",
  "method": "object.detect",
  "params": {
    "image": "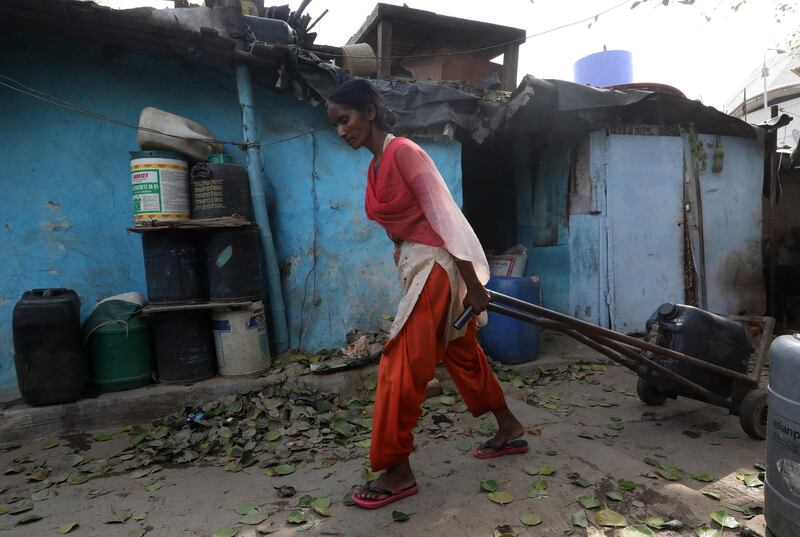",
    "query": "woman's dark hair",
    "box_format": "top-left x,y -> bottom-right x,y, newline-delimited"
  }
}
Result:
328,79 -> 397,131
